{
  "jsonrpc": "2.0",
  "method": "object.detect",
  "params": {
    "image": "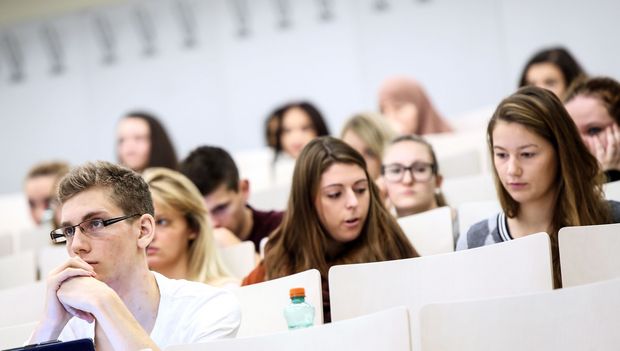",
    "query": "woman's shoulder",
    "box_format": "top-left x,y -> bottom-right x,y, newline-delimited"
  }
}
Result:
455,212 -> 501,250
241,261 -> 266,286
